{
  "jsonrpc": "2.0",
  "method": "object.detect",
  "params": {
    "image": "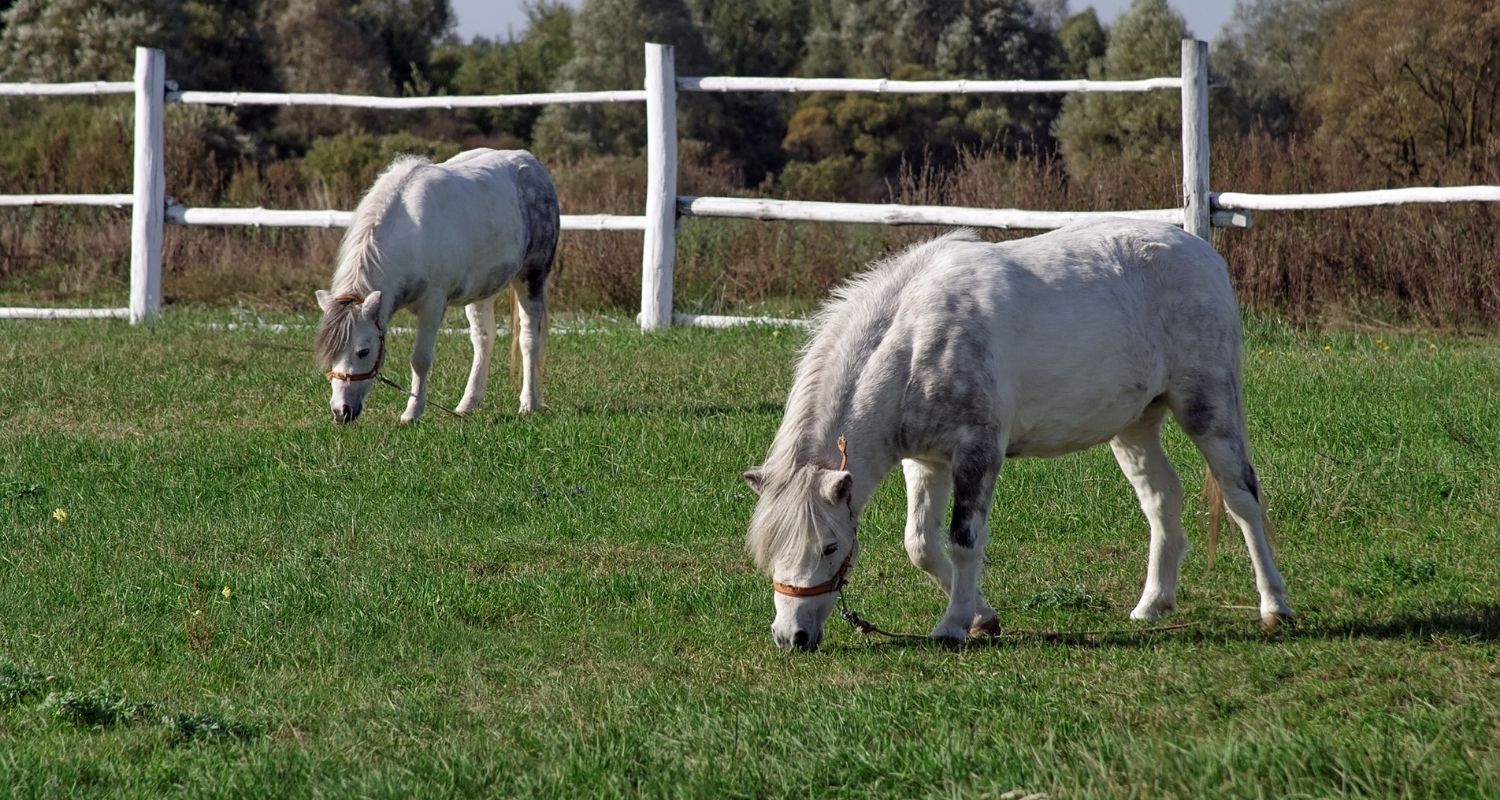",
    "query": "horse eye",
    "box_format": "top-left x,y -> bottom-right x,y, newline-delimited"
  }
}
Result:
356,348 -> 370,359
822,542 -> 839,556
